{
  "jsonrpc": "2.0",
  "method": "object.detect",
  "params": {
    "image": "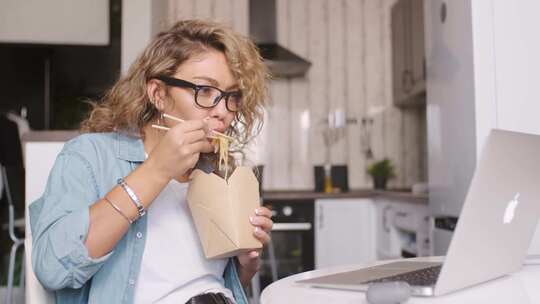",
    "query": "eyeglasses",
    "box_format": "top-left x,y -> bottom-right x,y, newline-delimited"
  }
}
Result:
155,76 -> 242,112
